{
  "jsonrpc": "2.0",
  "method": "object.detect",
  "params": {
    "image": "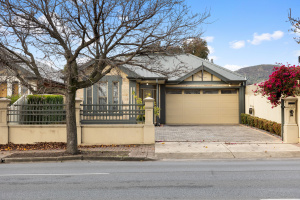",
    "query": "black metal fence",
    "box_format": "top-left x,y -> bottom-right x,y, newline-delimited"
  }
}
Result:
8,104 -> 66,124
8,103 -> 145,124
80,104 -> 145,124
